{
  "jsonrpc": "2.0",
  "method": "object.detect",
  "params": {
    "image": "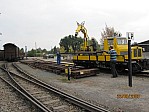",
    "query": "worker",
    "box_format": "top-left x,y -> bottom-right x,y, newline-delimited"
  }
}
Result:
109,45 -> 118,78
86,46 -> 91,51
56,51 -> 61,65
90,38 -> 97,51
